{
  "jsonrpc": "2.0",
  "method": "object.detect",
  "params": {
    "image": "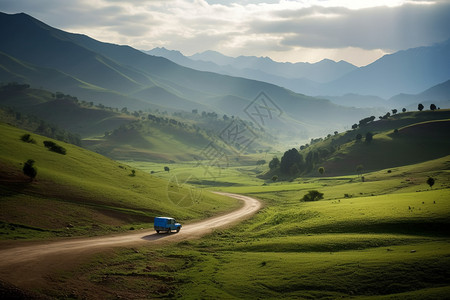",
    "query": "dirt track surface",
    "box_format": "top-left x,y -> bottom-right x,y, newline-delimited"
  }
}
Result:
0,192 -> 261,289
